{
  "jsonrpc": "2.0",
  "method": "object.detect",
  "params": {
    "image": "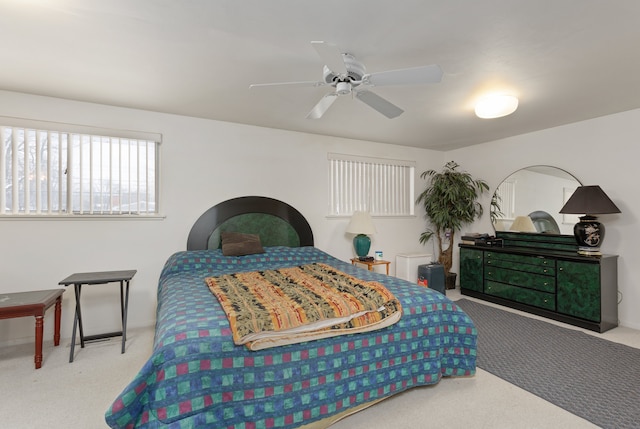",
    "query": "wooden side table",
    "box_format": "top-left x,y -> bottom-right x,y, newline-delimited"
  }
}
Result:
350,258 -> 391,275
59,270 -> 136,362
0,289 -> 65,369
